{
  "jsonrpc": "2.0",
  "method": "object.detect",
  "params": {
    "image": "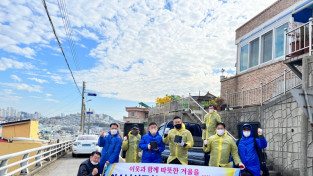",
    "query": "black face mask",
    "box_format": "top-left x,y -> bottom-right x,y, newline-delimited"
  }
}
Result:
174,124 -> 182,129
132,131 -> 139,135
